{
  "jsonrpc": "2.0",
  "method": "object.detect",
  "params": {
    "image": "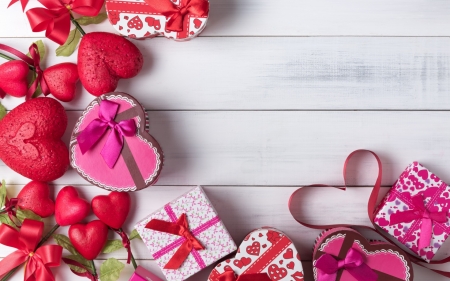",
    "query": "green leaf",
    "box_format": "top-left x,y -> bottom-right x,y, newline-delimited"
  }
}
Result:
26,40 -> 46,60
102,240 -> 124,254
15,207 -> 42,223
65,254 -> 95,274
0,179 -> 6,208
100,258 -> 125,281
129,229 -> 141,240
56,29 -> 81,57
0,214 -> 16,228
76,13 -> 108,26
53,234 -> 79,255
0,103 -> 7,122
